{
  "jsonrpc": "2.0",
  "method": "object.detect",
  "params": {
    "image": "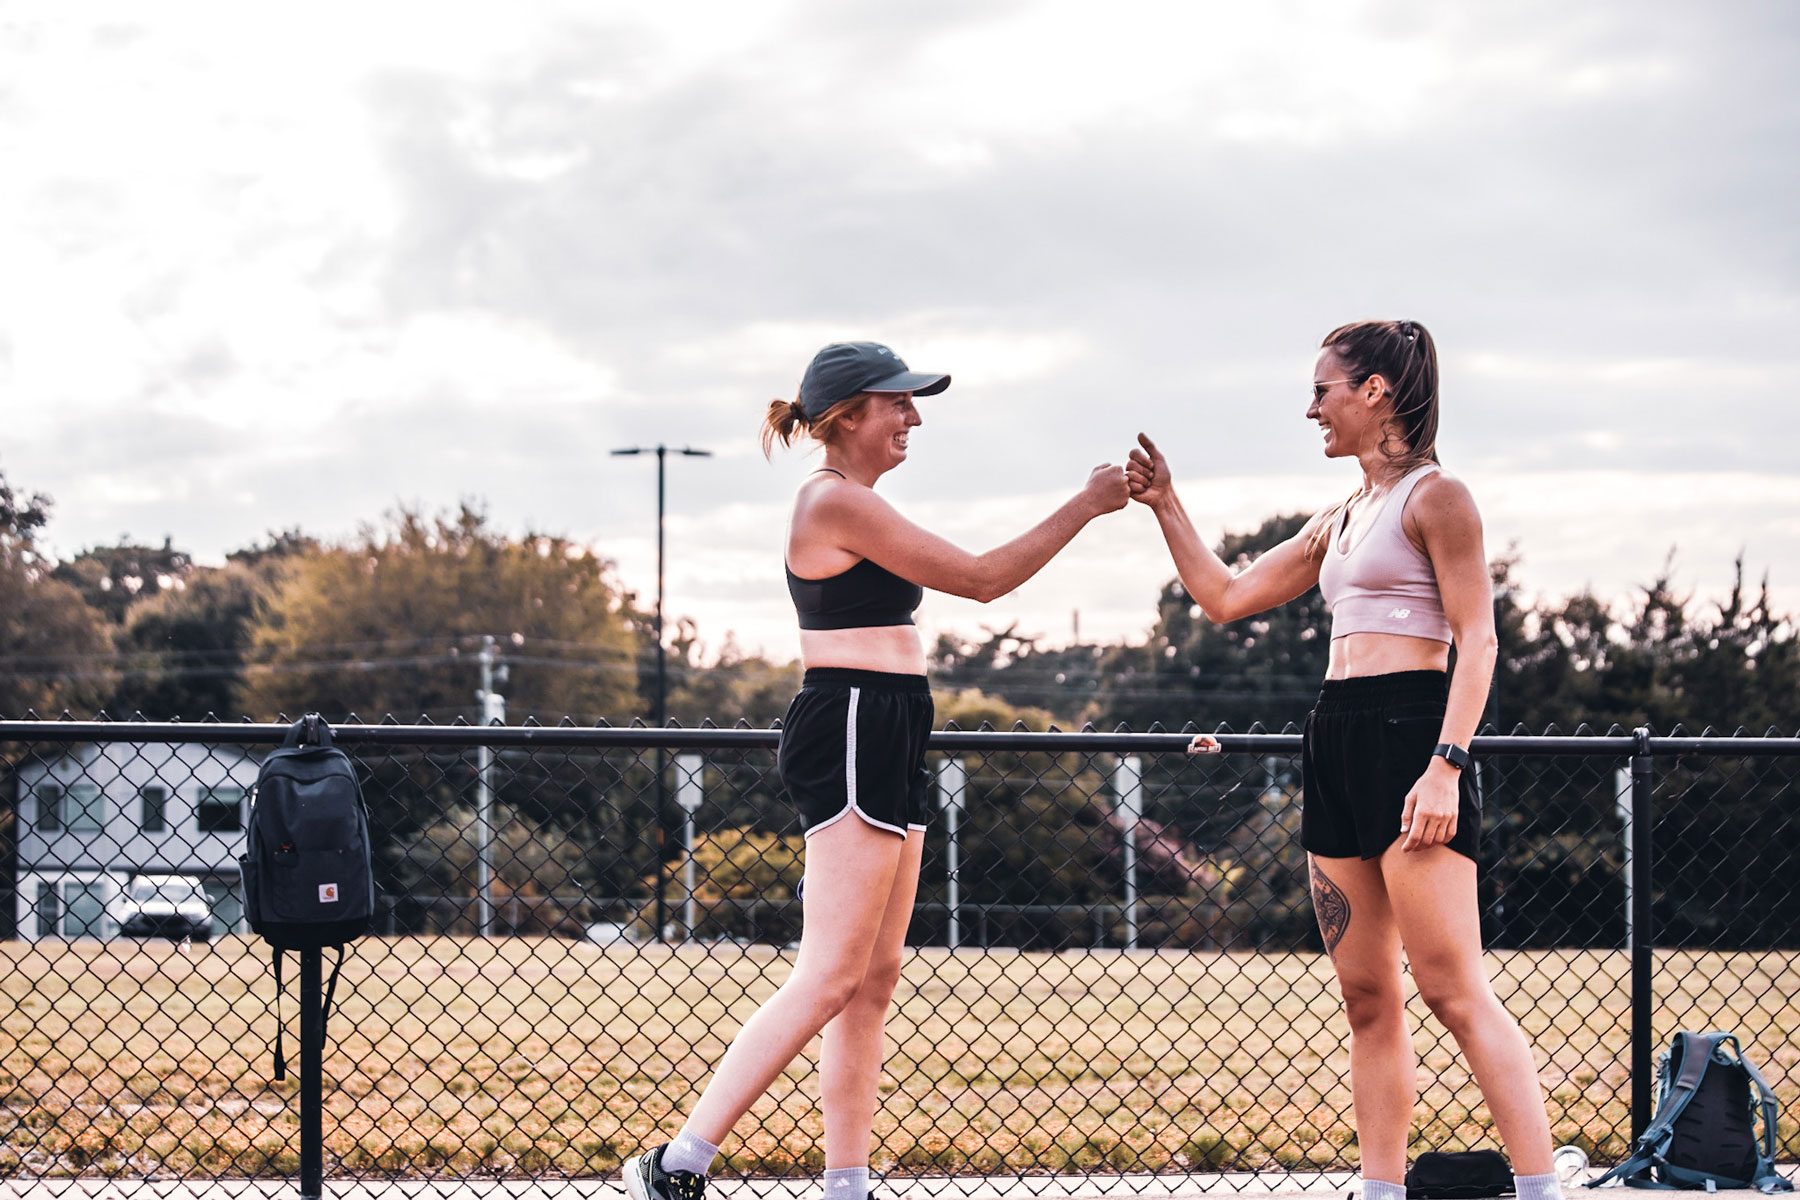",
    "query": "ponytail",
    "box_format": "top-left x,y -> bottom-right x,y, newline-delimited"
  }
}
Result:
758,391 -> 873,458
760,396 -> 808,459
